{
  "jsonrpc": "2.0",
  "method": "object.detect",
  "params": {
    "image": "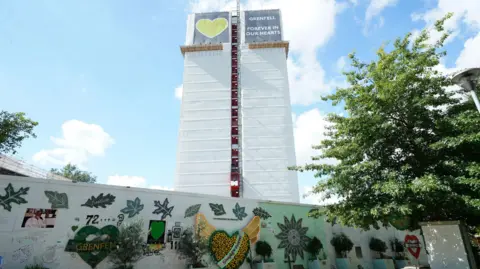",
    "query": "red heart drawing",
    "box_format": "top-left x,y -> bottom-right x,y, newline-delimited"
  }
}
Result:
404,235 -> 421,259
